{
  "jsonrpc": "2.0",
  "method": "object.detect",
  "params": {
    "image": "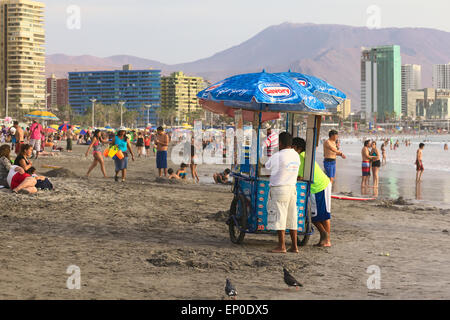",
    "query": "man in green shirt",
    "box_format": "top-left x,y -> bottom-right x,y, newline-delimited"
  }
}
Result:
292,138 -> 332,247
